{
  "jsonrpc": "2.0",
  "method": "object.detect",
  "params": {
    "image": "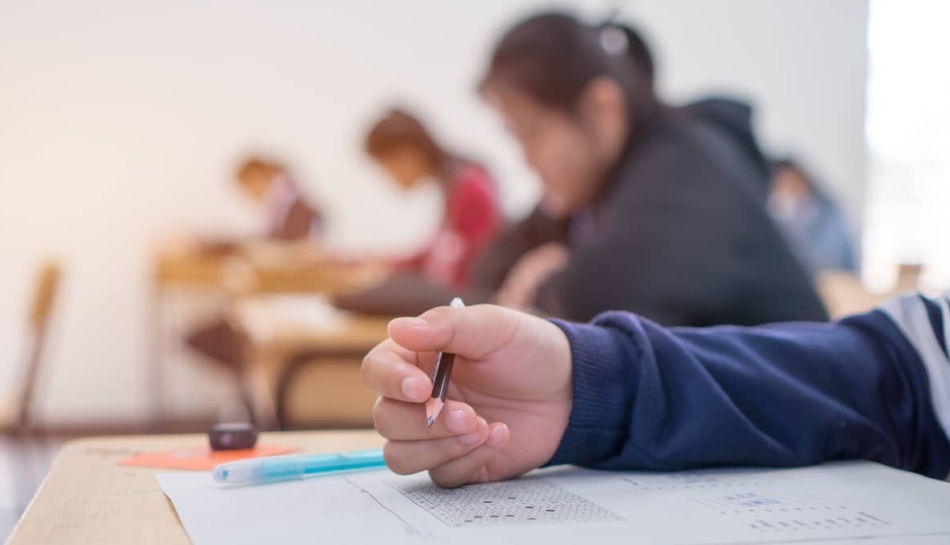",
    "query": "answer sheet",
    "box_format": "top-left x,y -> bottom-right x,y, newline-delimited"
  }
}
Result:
156,461 -> 950,545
